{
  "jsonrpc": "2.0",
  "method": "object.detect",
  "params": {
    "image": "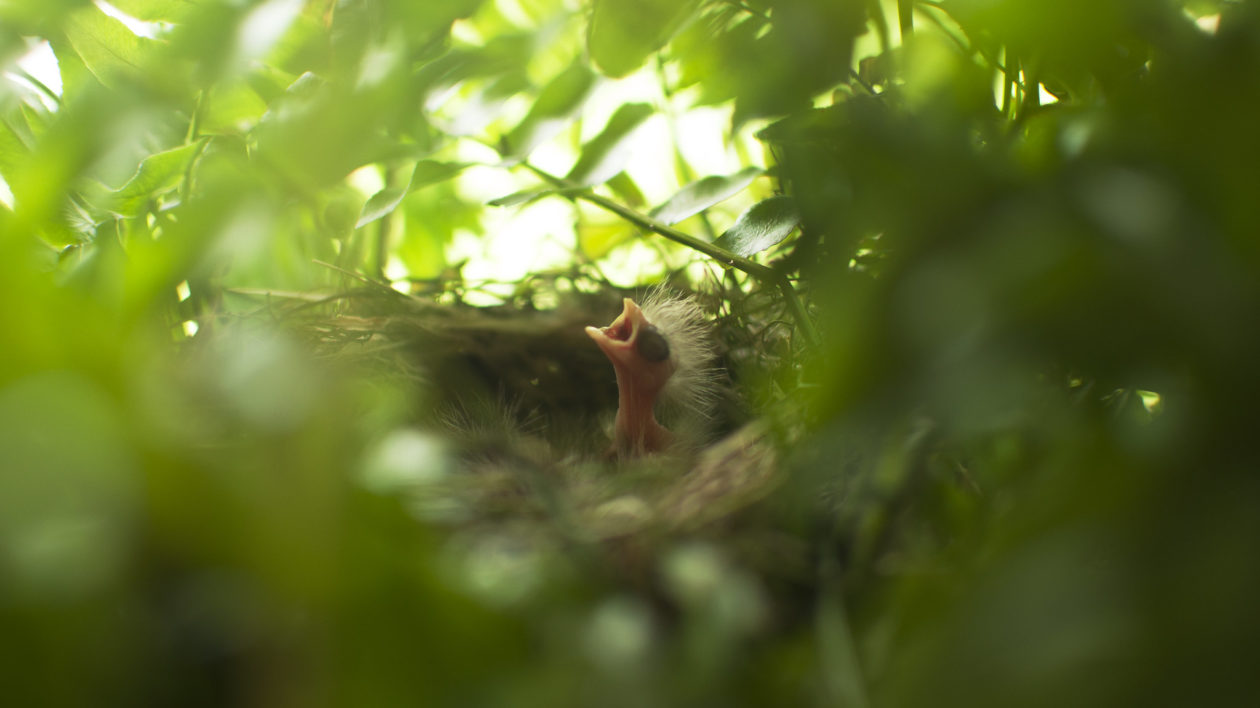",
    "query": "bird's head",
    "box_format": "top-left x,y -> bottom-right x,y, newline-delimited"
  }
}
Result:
586,291 -> 717,458
586,297 -> 676,401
